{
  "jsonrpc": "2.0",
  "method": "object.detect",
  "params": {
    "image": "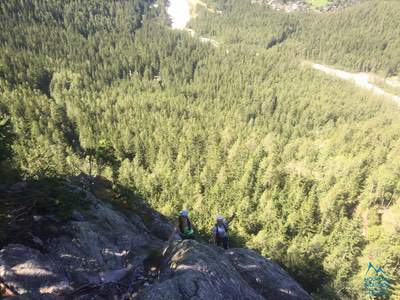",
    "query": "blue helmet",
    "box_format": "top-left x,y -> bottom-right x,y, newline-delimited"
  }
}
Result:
179,209 -> 189,217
